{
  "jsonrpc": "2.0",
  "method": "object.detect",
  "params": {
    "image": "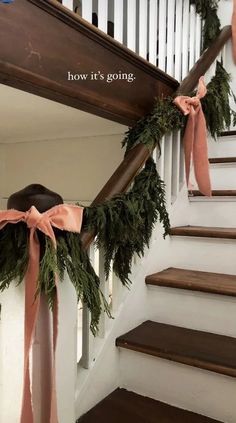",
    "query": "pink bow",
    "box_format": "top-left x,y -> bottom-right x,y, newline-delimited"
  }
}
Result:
0,204 -> 83,423
174,77 -> 212,196
232,0 -> 236,63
